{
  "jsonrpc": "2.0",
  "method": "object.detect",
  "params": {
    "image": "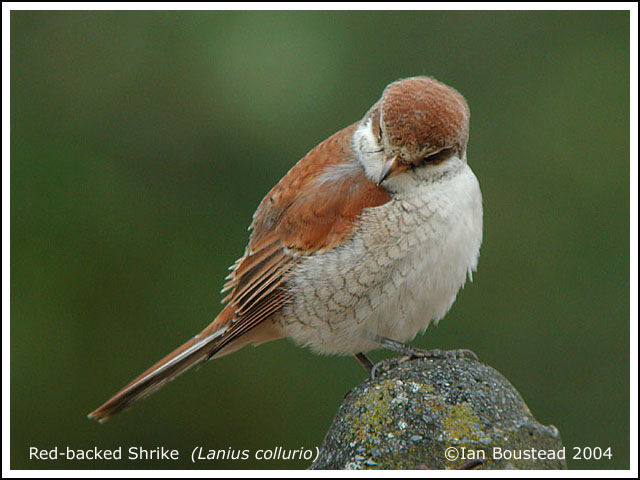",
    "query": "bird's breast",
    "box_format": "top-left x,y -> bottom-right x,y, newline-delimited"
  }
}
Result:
279,164 -> 483,355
